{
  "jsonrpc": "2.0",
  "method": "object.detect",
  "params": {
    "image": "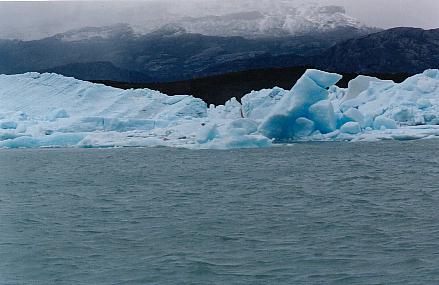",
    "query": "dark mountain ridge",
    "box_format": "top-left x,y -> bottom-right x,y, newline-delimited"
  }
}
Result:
41,62 -> 151,83
315,27 -> 439,73
0,25 -> 437,85
0,23 -> 372,82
